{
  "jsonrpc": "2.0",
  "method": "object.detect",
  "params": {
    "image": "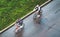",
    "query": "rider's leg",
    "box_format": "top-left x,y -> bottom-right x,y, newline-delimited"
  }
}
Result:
15,24 -> 20,32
